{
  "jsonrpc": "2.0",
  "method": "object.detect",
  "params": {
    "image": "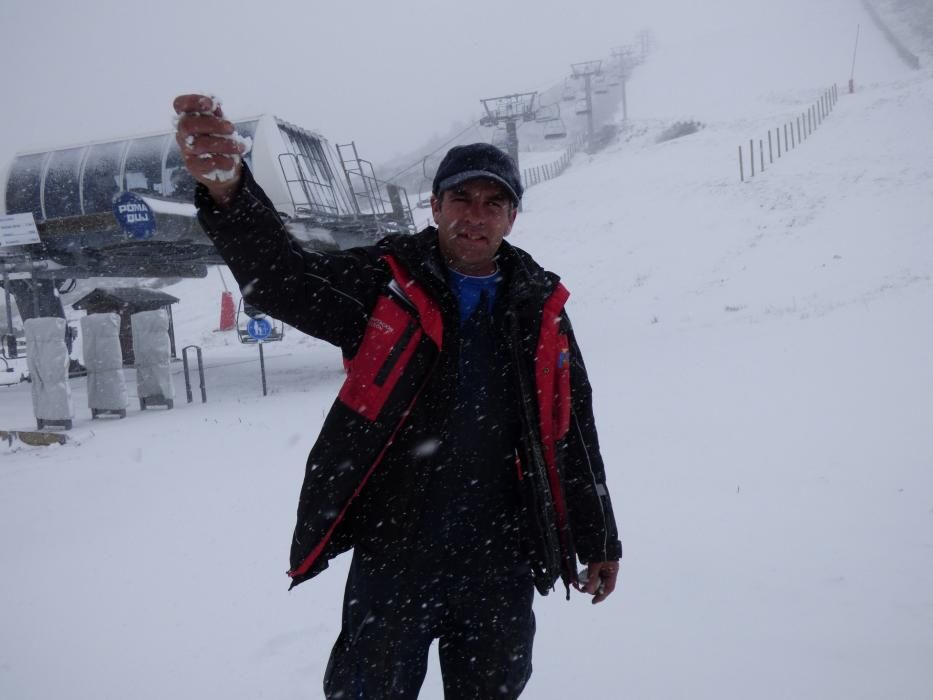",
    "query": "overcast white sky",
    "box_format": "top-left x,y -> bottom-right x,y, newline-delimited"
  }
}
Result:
0,0 -> 696,169
0,0 -> 877,178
